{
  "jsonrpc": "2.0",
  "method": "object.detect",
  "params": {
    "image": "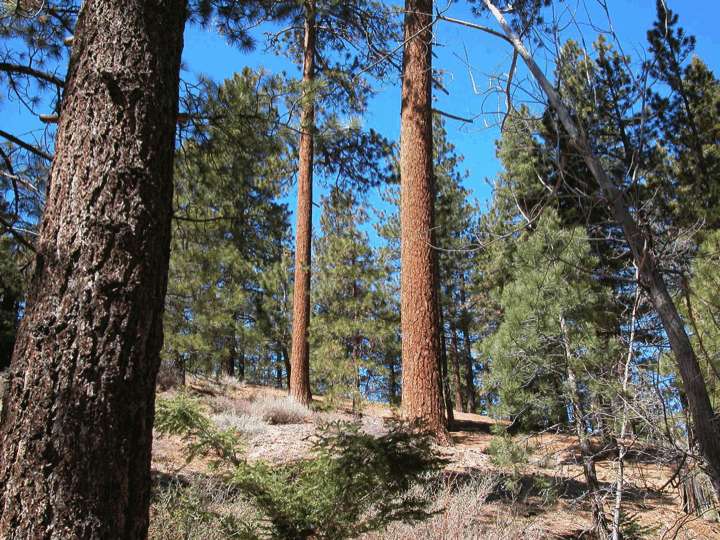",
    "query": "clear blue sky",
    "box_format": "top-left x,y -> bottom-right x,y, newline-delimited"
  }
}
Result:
4,0 -> 720,217
178,0 -> 720,213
